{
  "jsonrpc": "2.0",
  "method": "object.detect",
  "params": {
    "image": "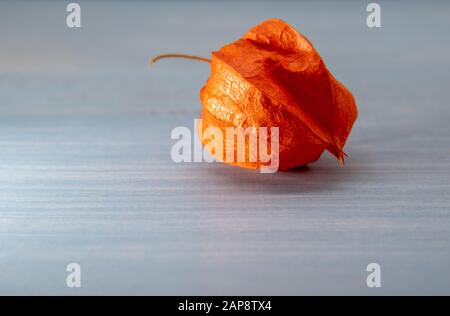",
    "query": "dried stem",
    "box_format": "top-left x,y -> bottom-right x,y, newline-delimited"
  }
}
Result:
149,54 -> 211,66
